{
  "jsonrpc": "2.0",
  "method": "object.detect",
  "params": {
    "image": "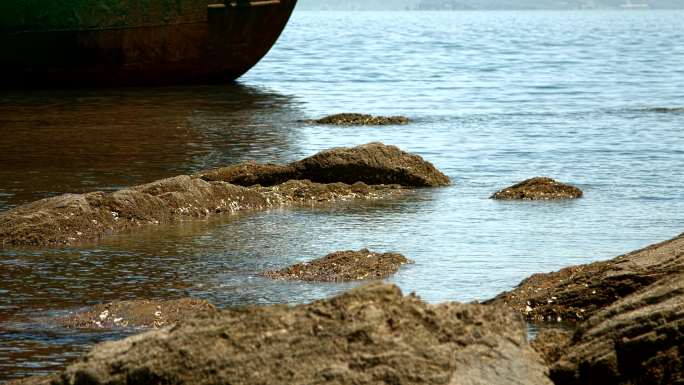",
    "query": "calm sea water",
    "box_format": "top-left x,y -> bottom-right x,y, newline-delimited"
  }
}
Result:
1,10 -> 683,381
